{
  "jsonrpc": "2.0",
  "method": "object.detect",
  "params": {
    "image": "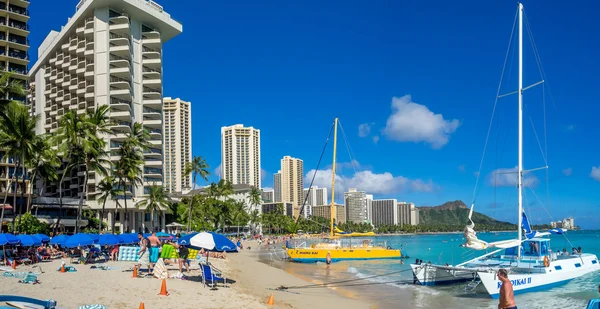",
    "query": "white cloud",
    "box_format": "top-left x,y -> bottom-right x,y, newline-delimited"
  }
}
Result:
262,187 -> 274,192
562,168 -> 573,176
382,95 -> 460,149
214,163 -> 222,178
358,123 -> 372,137
488,166 -> 539,188
261,168 -> 269,180
591,166 -> 600,181
372,136 -> 380,144
305,168 -> 438,197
